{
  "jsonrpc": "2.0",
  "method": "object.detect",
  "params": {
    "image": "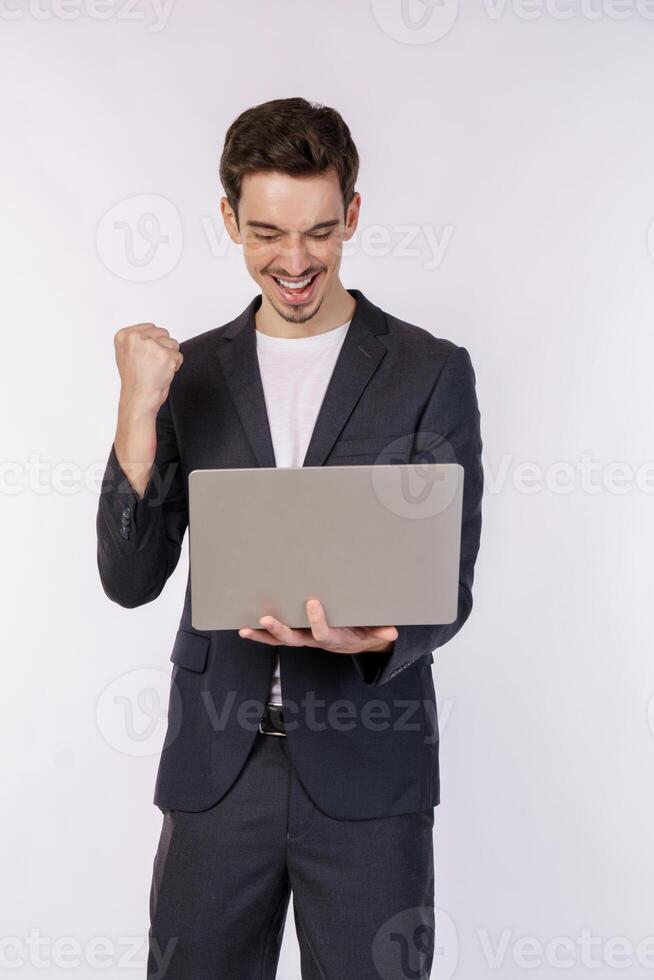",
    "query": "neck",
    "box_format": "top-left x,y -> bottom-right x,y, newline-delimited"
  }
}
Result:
255,279 -> 356,339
